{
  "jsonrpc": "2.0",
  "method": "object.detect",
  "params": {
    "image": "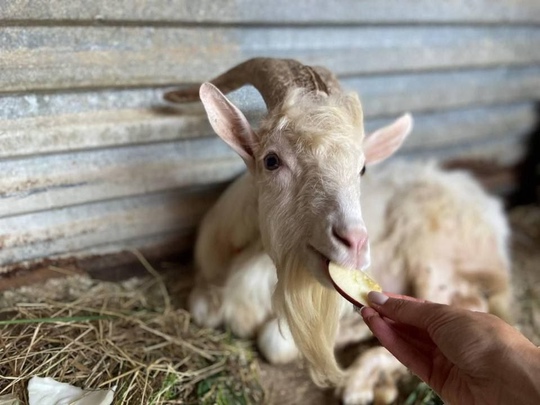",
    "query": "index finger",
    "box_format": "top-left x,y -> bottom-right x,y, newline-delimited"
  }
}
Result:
384,292 -> 429,303
368,291 -> 452,331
